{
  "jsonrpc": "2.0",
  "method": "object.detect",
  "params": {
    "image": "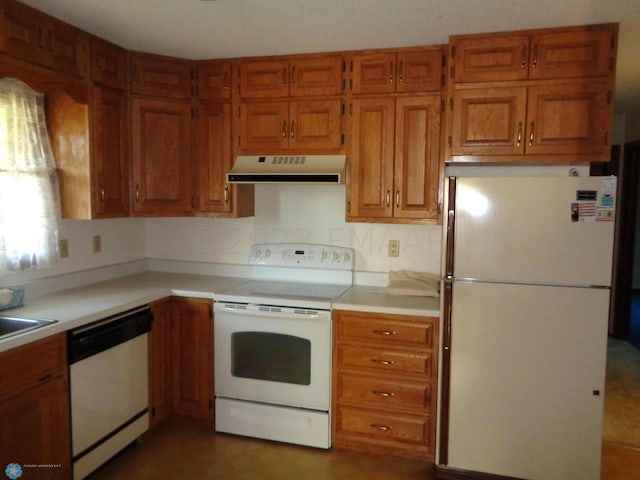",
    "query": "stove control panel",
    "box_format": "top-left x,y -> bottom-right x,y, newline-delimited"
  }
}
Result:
250,243 -> 354,270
